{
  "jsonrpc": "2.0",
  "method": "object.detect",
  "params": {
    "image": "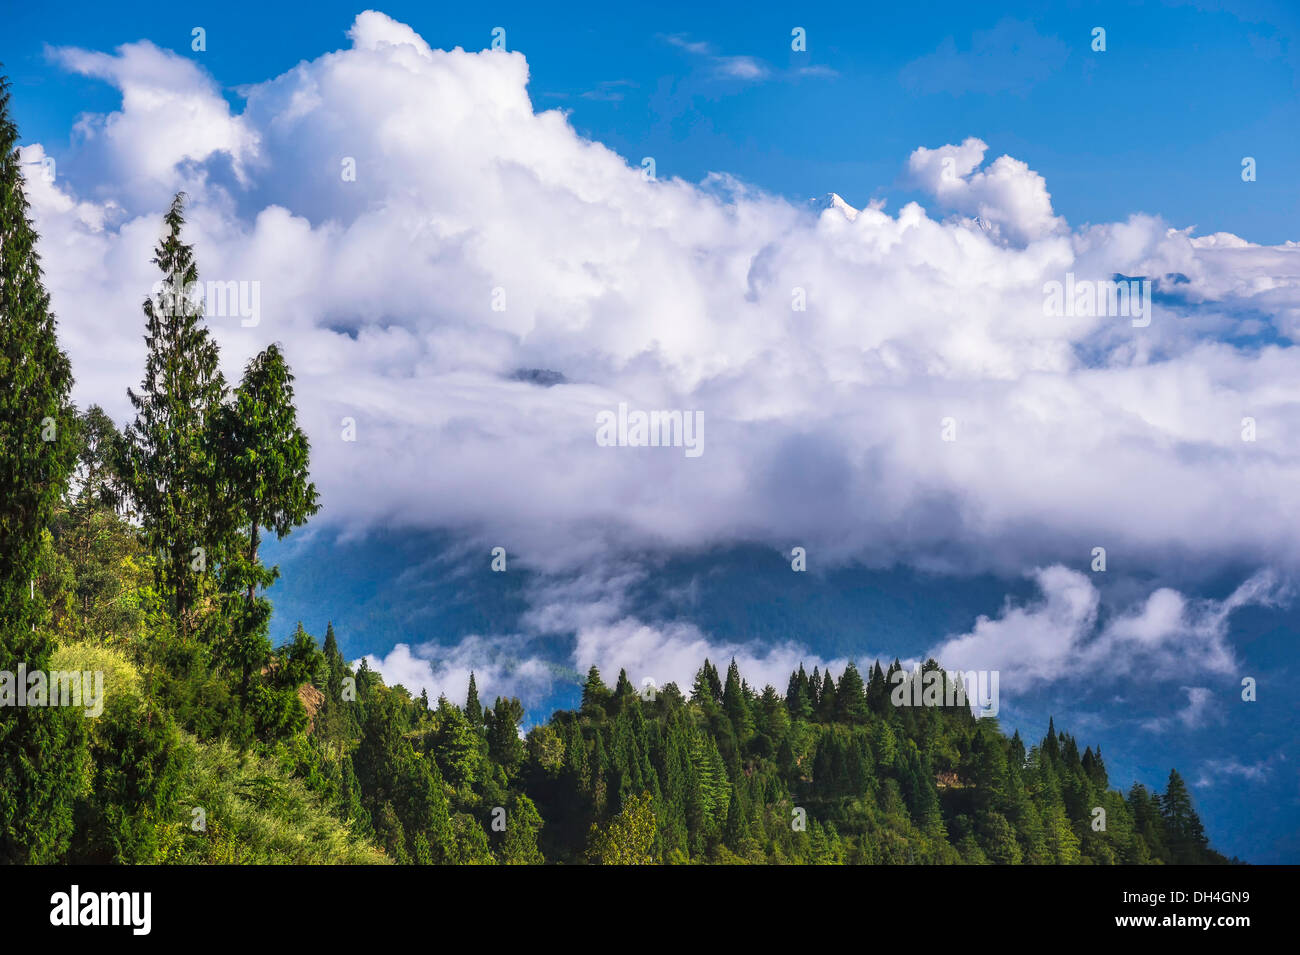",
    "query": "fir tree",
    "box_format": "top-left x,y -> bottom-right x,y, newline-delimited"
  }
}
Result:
465,671 -> 482,726
722,658 -> 753,742
119,193 -> 228,641
835,661 -> 868,724
786,664 -> 812,720
817,671 -> 837,722
612,667 -> 636,716
0,73 -> 84,862
581,665 -> 609,718
1160,769 -> 1209,864
498,793 -> 545,864
486,696 -> 525,774
1043,716 -> 1060,763
429,695 -> 481,789
866,660 -> 889,713
217,343 -> 319,605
